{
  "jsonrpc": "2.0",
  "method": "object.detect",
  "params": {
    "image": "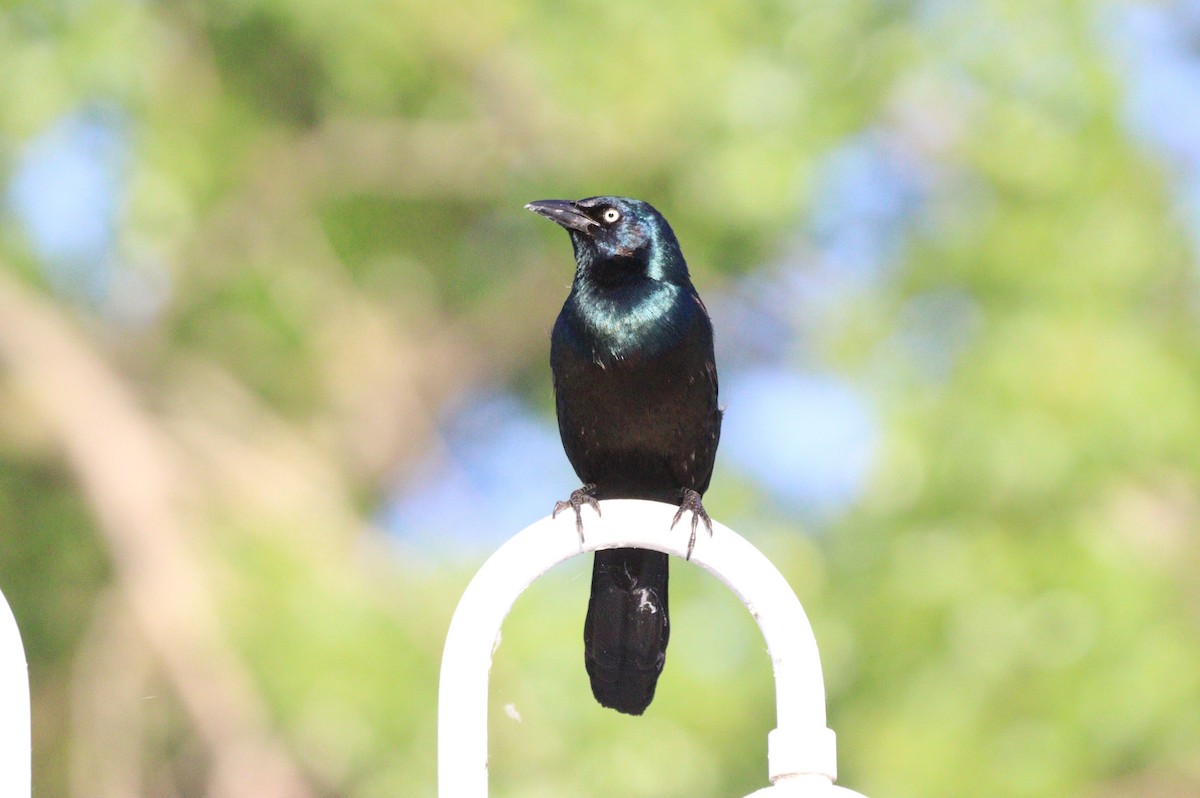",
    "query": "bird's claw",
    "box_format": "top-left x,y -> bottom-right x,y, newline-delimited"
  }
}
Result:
670,488 -> 712,561
553,483 -> 601,543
